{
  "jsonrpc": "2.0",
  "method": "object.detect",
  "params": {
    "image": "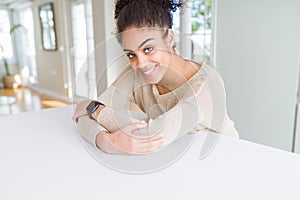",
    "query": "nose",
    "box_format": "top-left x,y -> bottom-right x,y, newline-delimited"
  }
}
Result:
136,53 -> 148,69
